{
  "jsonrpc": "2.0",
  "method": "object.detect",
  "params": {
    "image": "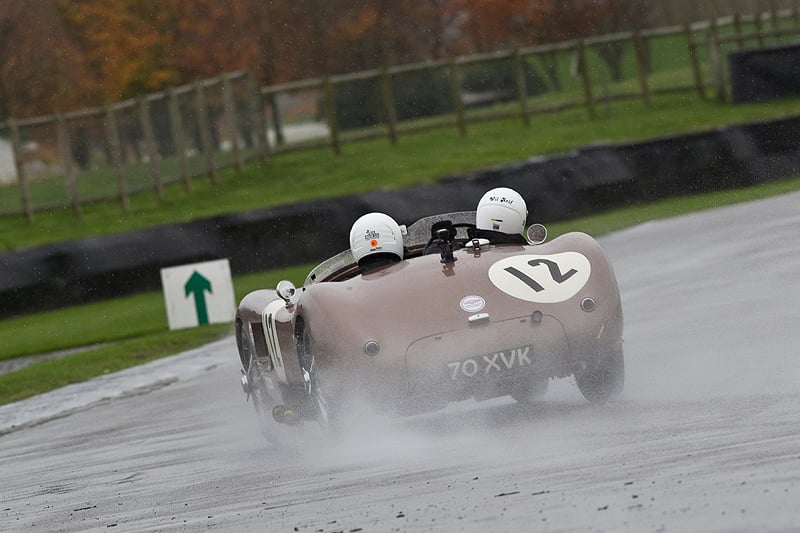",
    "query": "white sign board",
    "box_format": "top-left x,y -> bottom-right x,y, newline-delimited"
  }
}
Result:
160,259 -> 236,330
